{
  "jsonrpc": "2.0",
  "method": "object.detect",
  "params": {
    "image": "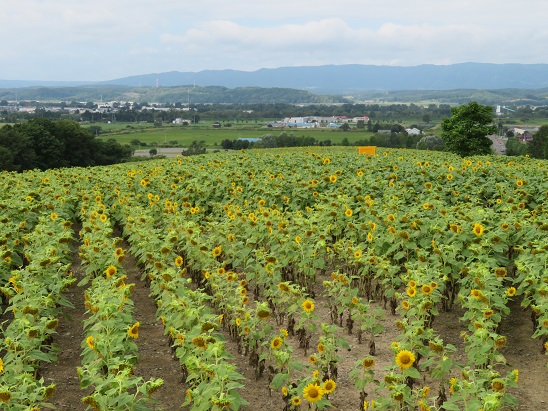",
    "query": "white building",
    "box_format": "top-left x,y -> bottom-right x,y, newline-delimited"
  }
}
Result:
405,128 -> 422,135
